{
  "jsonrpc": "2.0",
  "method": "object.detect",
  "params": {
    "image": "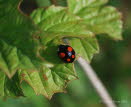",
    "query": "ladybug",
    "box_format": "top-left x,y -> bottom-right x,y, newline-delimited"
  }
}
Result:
57,45 -> 75,63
